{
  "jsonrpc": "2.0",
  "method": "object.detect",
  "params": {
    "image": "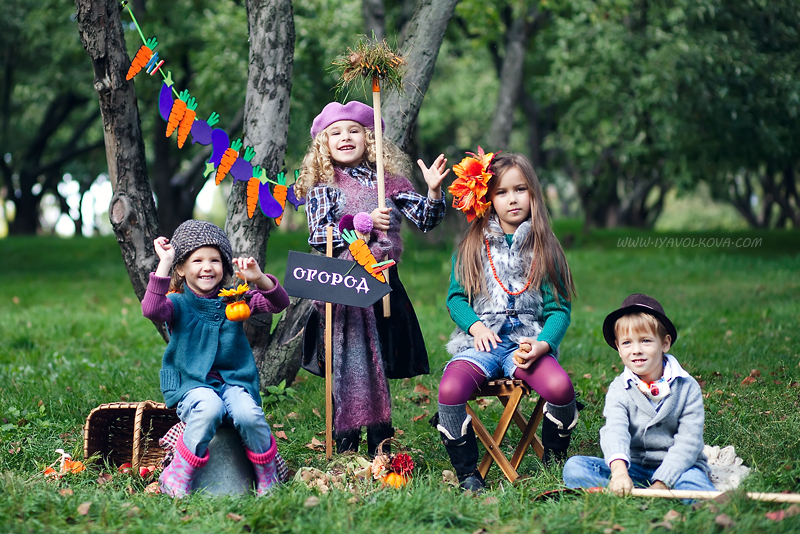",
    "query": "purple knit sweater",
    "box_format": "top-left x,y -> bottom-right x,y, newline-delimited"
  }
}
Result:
142,273 -> 290,327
